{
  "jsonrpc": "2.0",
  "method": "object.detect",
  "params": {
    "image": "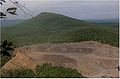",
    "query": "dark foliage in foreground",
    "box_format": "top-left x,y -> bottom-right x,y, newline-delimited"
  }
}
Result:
0,40 -> 14,67
1,63 -> 84,78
